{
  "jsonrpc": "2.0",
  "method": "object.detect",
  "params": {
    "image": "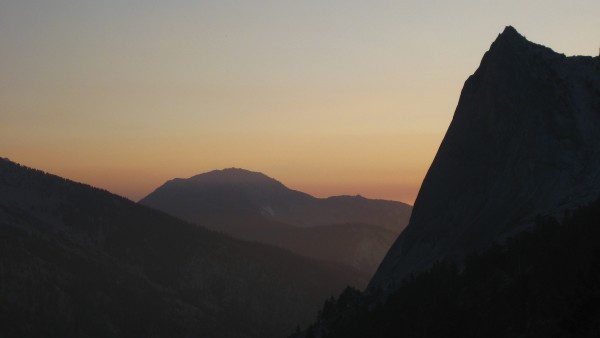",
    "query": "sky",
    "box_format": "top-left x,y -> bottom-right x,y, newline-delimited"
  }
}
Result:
1,1 -> 598,204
